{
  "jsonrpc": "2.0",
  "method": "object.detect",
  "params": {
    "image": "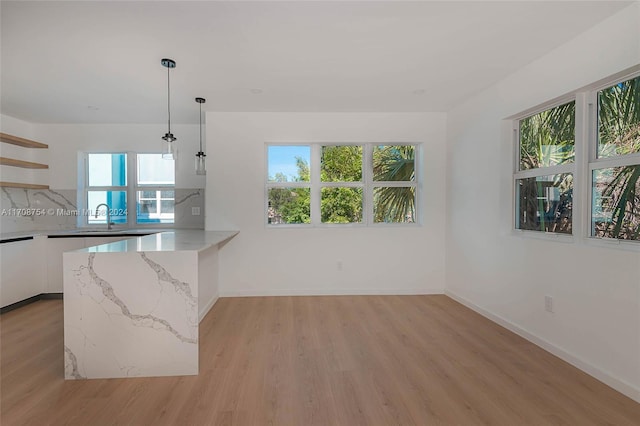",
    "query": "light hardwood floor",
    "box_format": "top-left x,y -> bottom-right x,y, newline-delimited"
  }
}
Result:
1,296 -> 639,425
